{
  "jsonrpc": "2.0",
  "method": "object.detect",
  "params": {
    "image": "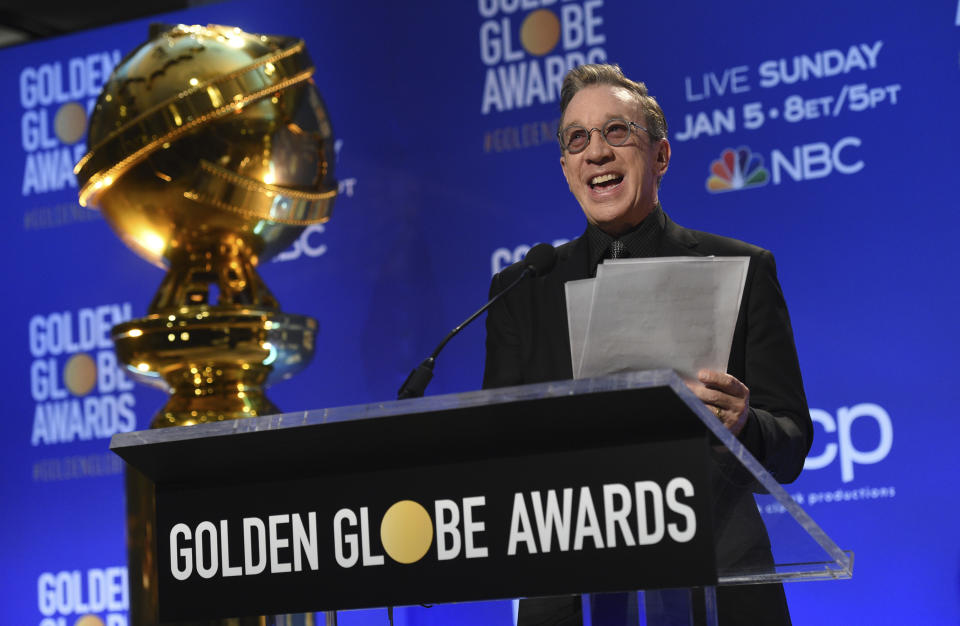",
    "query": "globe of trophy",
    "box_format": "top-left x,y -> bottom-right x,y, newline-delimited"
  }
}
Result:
75,23 -> 336,429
